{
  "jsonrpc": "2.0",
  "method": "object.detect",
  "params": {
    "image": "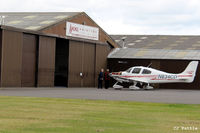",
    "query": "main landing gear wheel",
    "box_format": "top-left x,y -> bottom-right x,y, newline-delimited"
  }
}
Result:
129,85 -> 140,90
113,82 -> 123,90
143,84 -> 154,90
129,82 -> 142,90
